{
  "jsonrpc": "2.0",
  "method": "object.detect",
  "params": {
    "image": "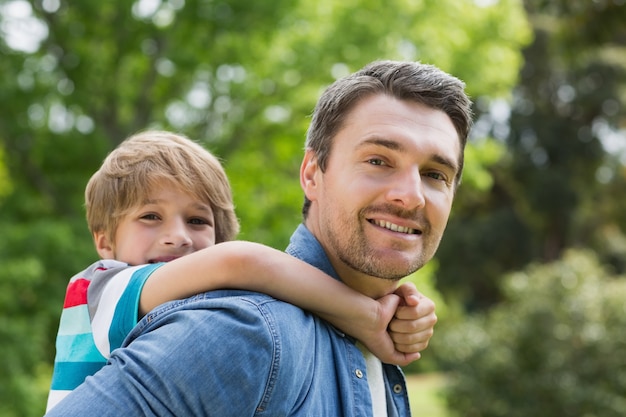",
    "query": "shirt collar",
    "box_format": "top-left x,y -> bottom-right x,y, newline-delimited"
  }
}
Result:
286,224 -> 341,283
